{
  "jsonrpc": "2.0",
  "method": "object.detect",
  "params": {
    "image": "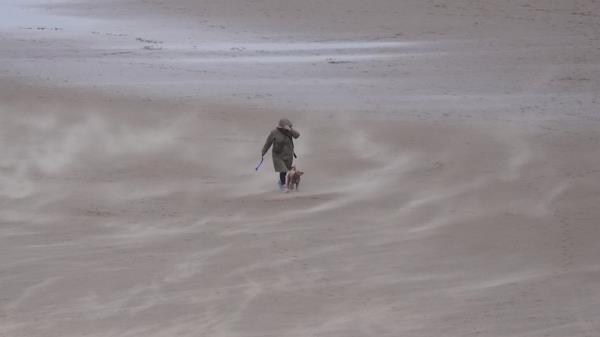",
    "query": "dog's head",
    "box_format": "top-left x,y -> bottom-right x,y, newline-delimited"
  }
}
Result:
296,170 -> 304,176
